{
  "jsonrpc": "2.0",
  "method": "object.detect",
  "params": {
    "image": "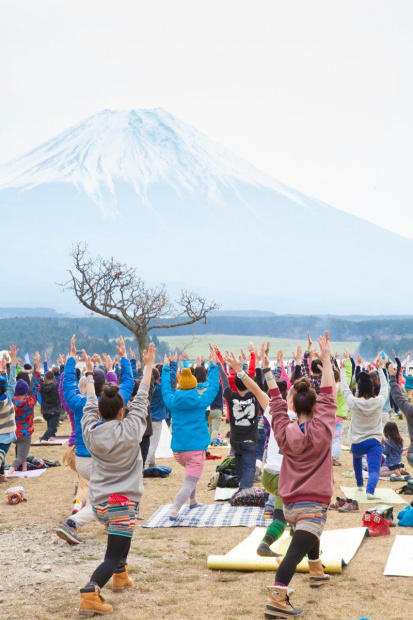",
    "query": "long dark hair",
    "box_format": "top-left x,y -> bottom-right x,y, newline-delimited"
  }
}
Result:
383,421 -> 403,447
